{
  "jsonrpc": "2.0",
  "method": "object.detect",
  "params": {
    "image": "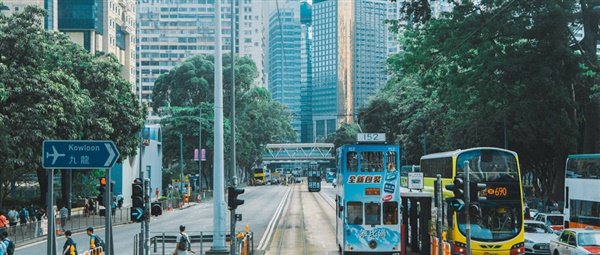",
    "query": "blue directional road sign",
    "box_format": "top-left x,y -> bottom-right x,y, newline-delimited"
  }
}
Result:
42,140 -> 120,169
